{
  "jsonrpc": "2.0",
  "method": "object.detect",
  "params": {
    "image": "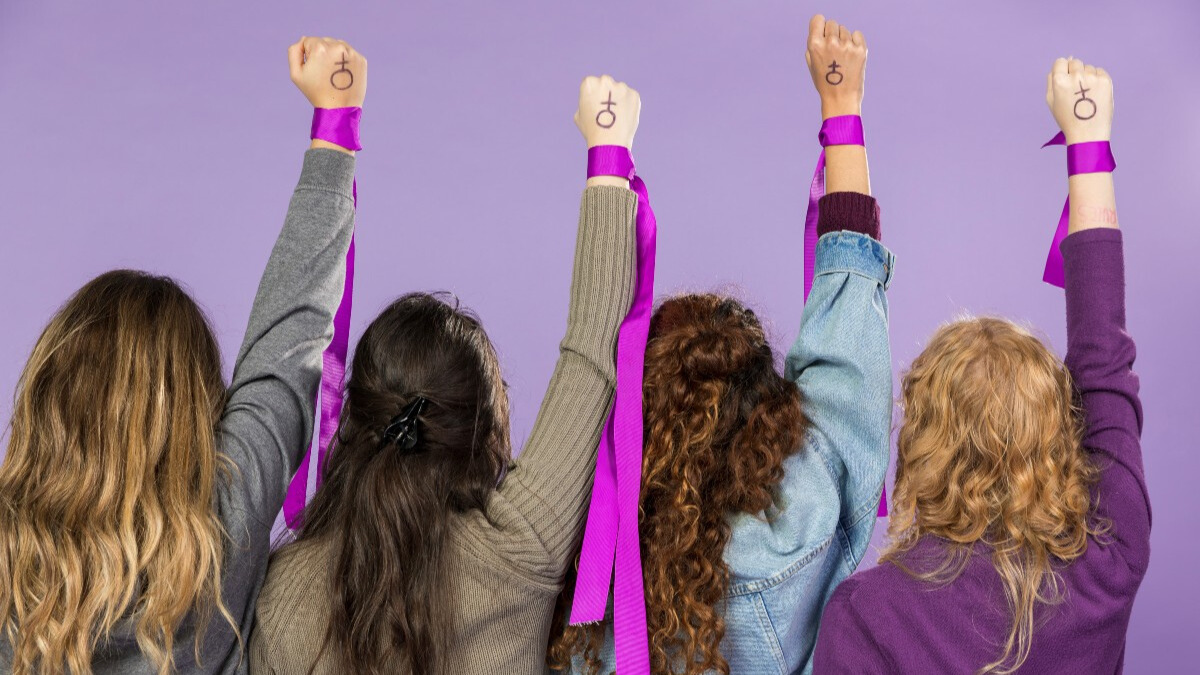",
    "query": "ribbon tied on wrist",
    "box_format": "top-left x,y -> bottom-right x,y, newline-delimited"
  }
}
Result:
282,107 -> 361,530
569,145 -> 657,675
1040,132 -> 1117,287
